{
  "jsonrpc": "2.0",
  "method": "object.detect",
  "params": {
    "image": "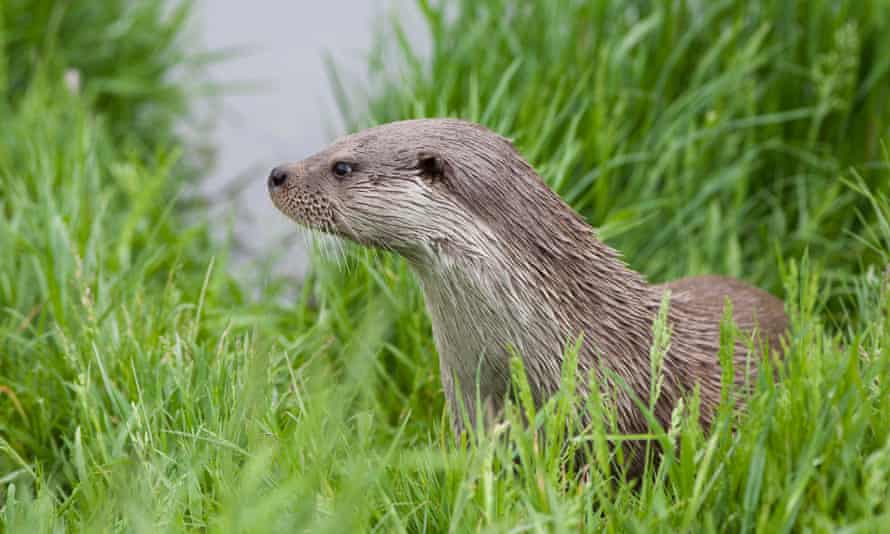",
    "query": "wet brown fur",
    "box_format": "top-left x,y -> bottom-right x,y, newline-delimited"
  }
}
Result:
269,118 -> 788,475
